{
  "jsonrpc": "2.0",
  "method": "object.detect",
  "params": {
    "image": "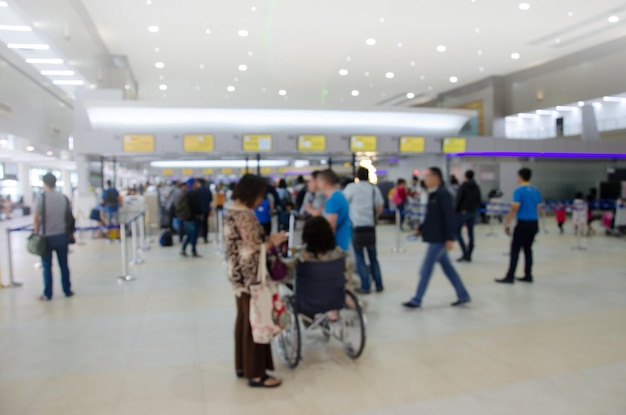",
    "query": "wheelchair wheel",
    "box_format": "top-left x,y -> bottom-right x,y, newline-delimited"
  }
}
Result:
273,295 -> 301,368
339,290 -> 366,359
